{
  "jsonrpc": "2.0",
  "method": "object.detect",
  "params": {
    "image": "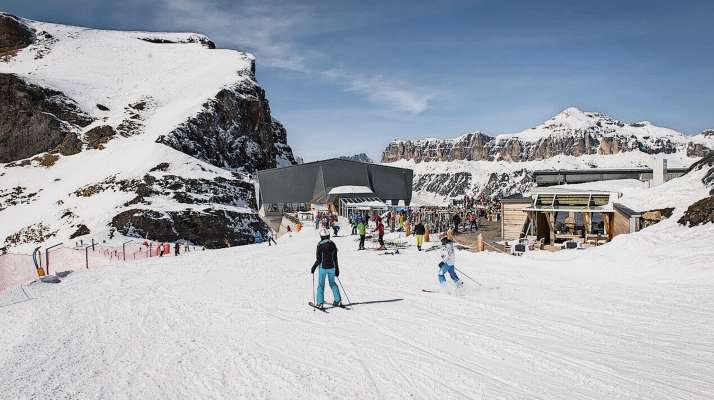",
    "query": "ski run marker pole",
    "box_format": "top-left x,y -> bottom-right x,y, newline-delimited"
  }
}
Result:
311,270 -> 316,311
